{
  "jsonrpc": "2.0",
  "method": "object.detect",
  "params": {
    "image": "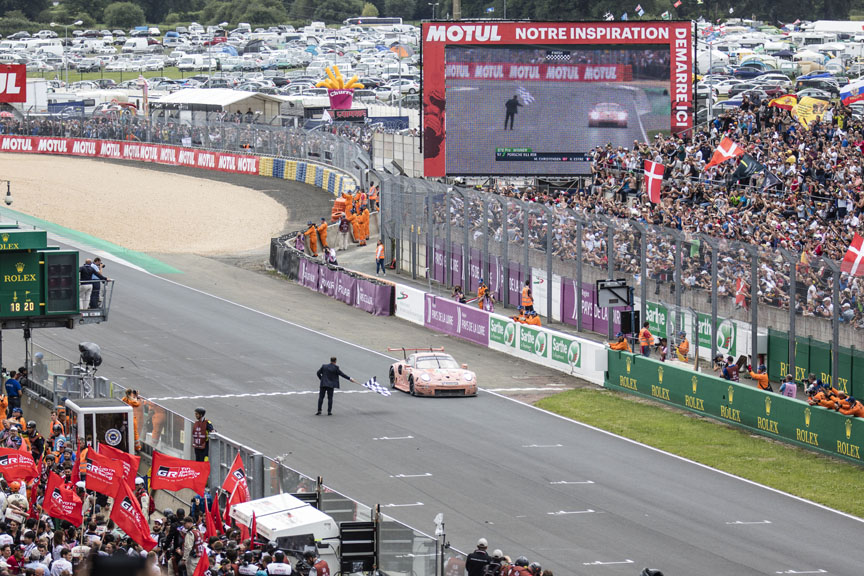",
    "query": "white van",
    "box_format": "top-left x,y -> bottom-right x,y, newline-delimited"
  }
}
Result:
230,494 -> 340,565
177,54 -> 215,71
123,37 -> 153,53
